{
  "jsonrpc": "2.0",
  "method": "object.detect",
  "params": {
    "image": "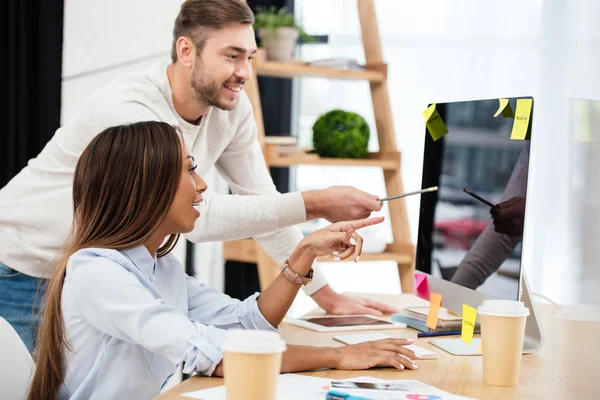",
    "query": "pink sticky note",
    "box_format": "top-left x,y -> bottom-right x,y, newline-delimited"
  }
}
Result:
415,273 -> 426,287
414,273 -> 430,300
